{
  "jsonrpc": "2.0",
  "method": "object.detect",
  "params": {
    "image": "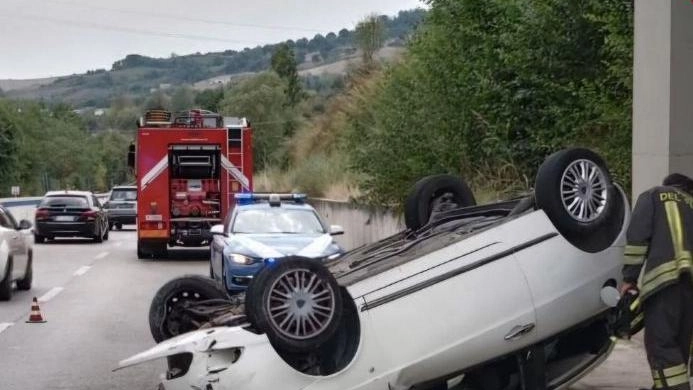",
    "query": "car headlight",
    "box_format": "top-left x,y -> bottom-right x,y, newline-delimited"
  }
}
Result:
230,254 -> 256,265
327,252 -> 342,260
